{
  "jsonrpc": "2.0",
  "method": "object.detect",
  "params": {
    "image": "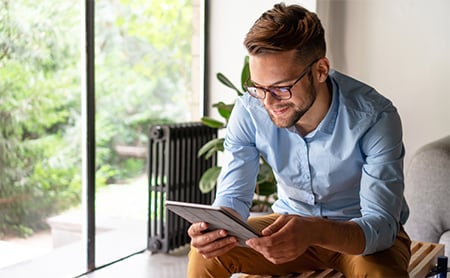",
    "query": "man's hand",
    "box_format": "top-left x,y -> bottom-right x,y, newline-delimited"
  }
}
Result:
188,222 -> 238,259
245,214 -> 311,264
245,214 -> 366,264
